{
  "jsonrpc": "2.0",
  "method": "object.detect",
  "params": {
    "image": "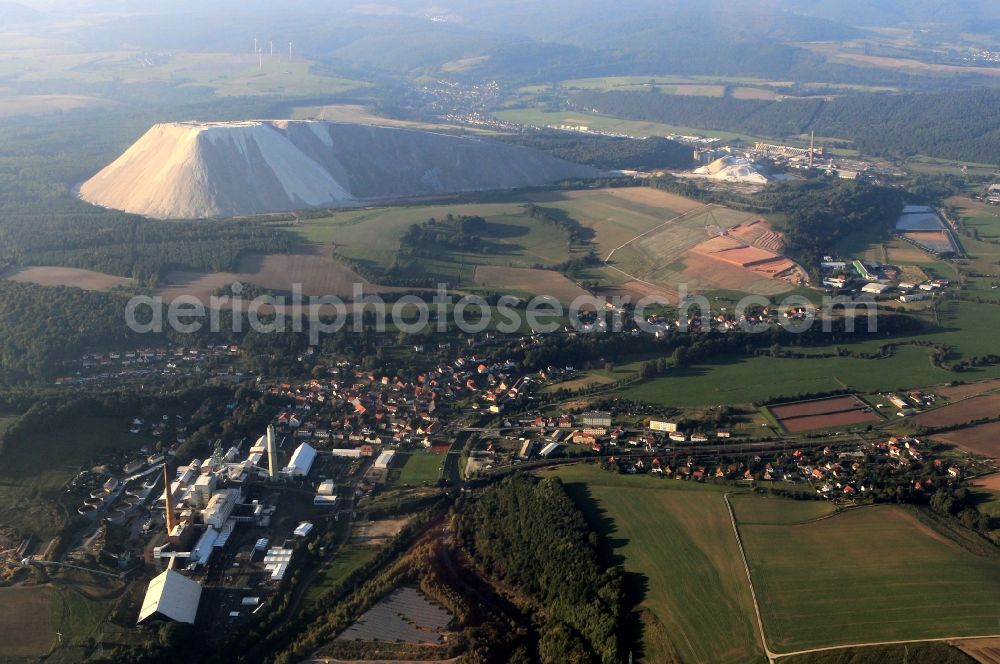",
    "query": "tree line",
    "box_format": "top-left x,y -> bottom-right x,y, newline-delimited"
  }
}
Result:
571,88 -> 1000,164
456,475 -> 622,664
